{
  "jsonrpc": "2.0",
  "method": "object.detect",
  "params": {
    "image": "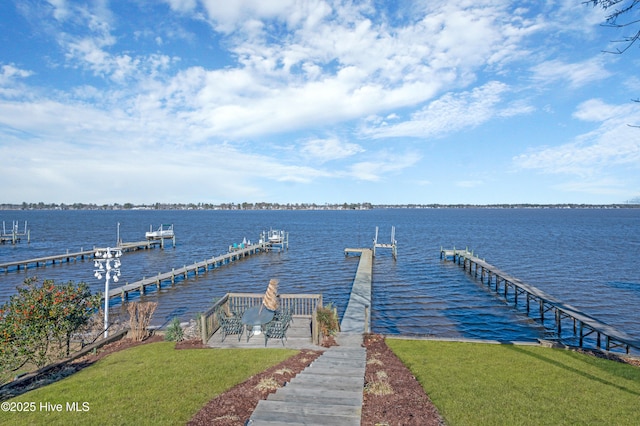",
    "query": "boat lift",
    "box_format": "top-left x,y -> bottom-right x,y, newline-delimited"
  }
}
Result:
1,221 -> 30,244
145,224 -> 175,248
373,226 -> 397,259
